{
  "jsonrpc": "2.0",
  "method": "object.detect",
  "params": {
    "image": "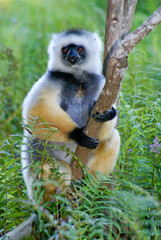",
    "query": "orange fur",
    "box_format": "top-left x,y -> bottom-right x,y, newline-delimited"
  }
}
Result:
87,129 -> 120,175
26,89 -> 77,142
38,161 -> 72,201
98,117 -> 117,142
28,104 -> 75,142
